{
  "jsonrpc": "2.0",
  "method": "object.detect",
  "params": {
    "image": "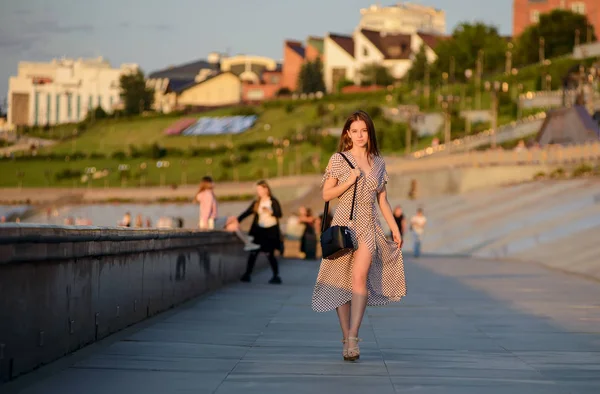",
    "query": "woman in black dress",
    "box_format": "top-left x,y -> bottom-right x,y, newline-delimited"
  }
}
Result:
235,180 -> 283,284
